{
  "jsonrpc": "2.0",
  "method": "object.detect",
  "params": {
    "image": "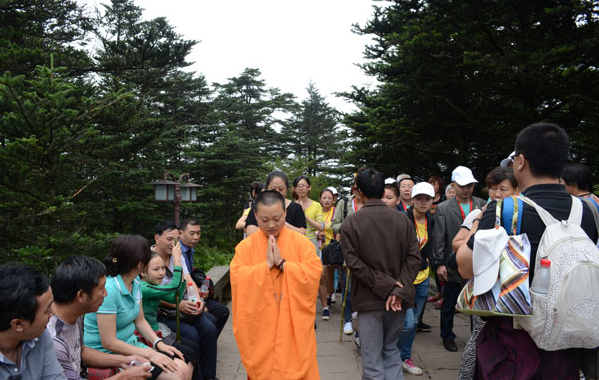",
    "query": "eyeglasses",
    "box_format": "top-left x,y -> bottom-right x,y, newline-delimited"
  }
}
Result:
509,152 -> 520,163
295,184 -> 309,189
